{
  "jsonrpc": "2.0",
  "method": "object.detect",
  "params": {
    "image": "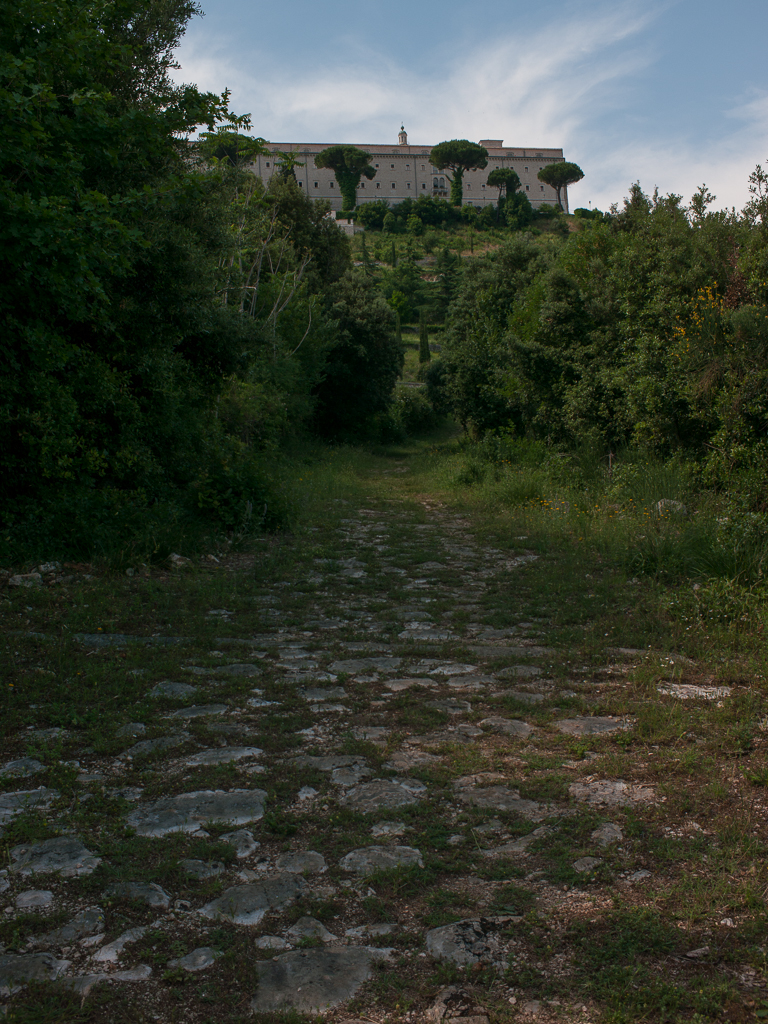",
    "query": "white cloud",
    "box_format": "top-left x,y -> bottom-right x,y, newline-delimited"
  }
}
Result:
173,1 -> 767,212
